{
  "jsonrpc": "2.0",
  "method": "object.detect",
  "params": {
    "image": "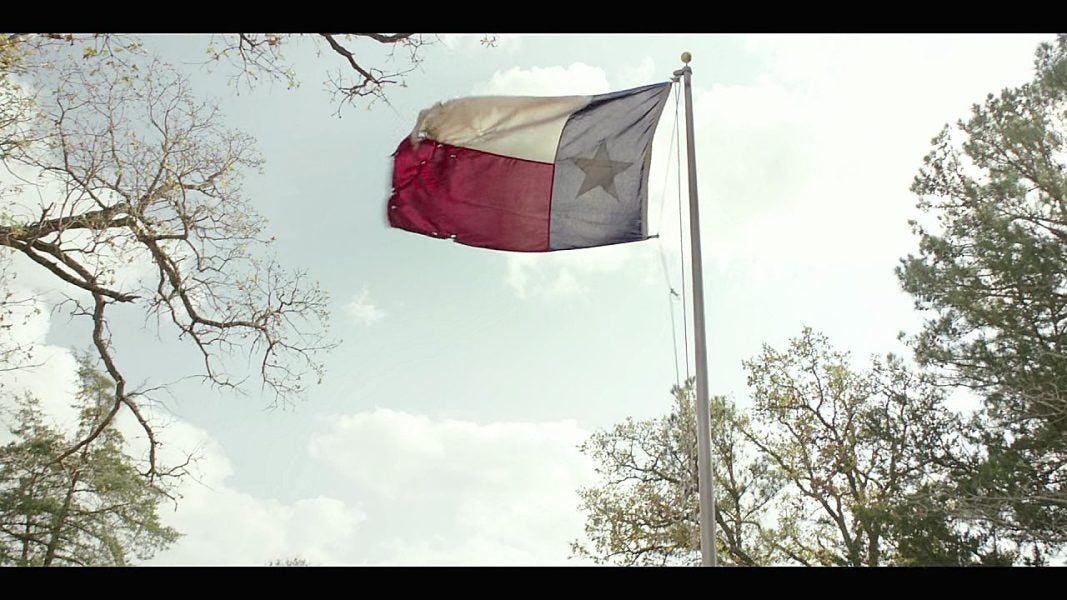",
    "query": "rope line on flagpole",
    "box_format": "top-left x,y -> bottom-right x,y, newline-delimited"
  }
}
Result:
658,248 -> 680,387
656,86 -> 680,236
656,81 -> 683,388
674,83 -> 691,383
